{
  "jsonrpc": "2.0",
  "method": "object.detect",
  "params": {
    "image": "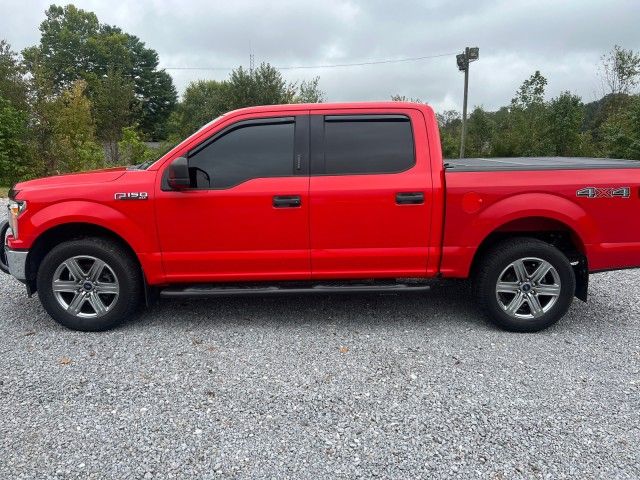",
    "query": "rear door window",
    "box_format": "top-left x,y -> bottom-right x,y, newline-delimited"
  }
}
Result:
320,115 -> 415,175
